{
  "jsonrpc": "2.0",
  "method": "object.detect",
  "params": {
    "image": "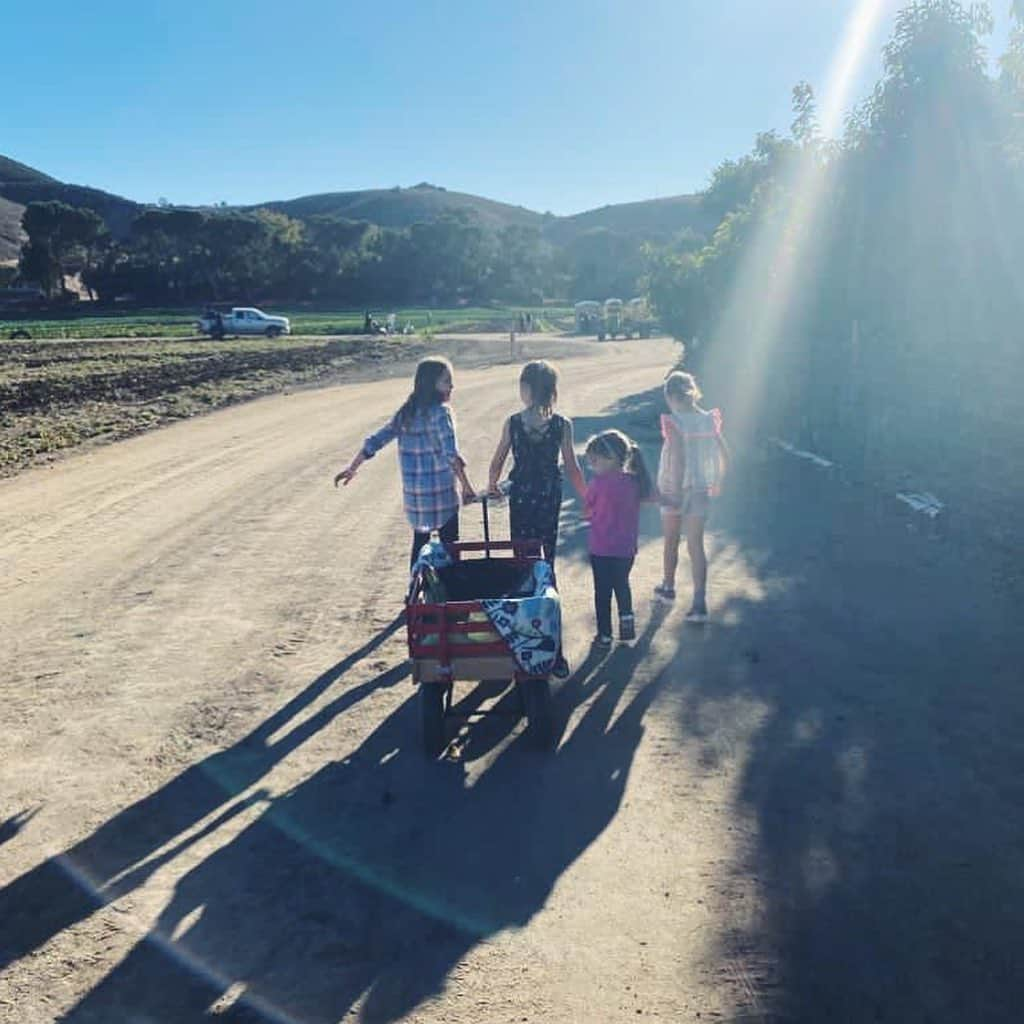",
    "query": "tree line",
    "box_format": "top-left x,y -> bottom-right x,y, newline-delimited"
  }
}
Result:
14,201 -> 652,308
645,0 -> 1024,511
